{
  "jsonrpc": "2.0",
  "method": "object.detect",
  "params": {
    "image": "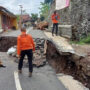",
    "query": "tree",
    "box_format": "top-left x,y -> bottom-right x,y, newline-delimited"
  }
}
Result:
39,2 -> 50,20
40,15 -> 45,21
31,13 -> 38,22
44,0 -> 53,4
